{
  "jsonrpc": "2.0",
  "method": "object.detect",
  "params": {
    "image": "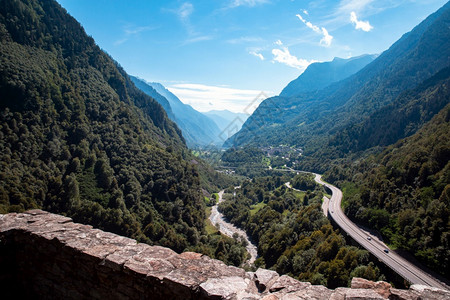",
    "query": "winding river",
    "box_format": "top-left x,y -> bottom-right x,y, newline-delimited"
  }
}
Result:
209,190 -> 258,264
